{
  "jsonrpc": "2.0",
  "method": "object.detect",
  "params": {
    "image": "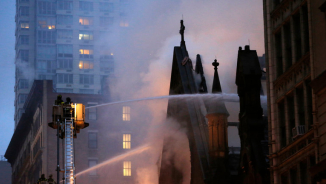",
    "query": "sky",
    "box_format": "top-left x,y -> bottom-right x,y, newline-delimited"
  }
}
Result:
0,0 -> 15,156
0,0 -> 265,158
